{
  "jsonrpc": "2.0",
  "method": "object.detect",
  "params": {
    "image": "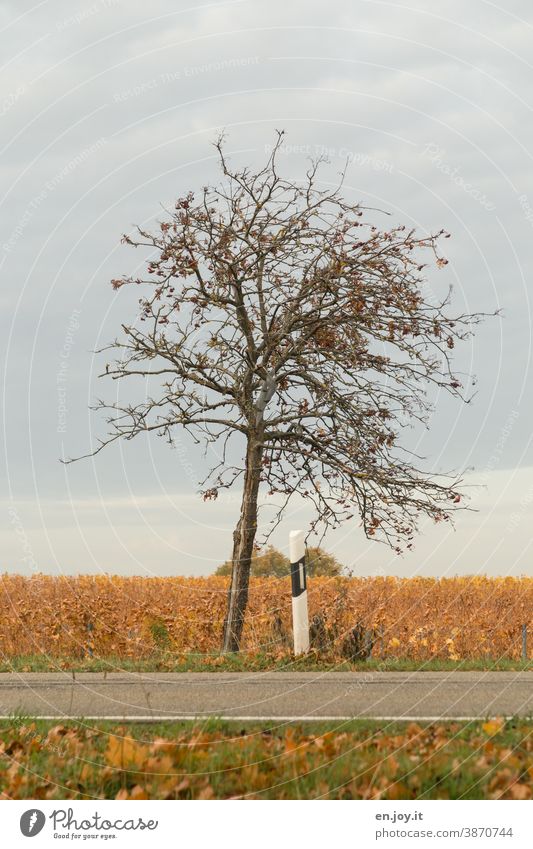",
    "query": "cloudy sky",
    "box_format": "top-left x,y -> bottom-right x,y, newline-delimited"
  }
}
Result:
1,0 -> 532,578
